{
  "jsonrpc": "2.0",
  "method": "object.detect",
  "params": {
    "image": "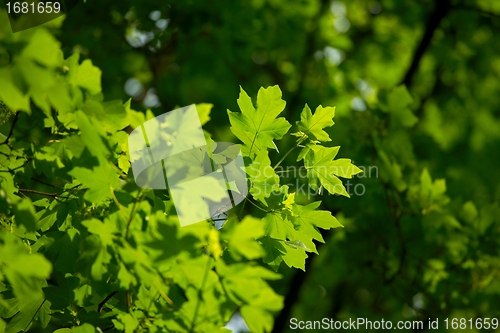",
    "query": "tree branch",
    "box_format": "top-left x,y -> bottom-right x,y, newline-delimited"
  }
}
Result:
273,251 -> 315,333
273,222 -> 337,333
401,0 -> 451,88
381,183 -> 406,284
287,0 -> 331,120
